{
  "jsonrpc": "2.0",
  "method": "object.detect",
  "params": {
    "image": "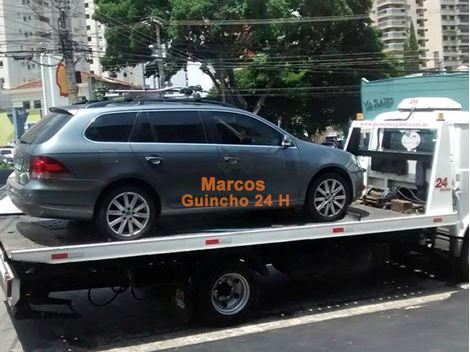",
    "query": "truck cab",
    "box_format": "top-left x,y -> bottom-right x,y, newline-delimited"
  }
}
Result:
346,97 -> 469,261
